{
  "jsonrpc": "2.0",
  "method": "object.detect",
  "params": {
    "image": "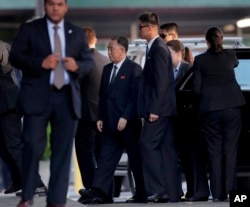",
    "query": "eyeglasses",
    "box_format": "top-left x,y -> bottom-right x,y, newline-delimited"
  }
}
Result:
160,33 -> 174,38
139,25 -> 150,30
